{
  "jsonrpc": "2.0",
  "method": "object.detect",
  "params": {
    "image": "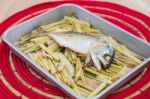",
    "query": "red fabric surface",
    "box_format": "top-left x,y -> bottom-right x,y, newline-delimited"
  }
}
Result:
0,1 -> 150,99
